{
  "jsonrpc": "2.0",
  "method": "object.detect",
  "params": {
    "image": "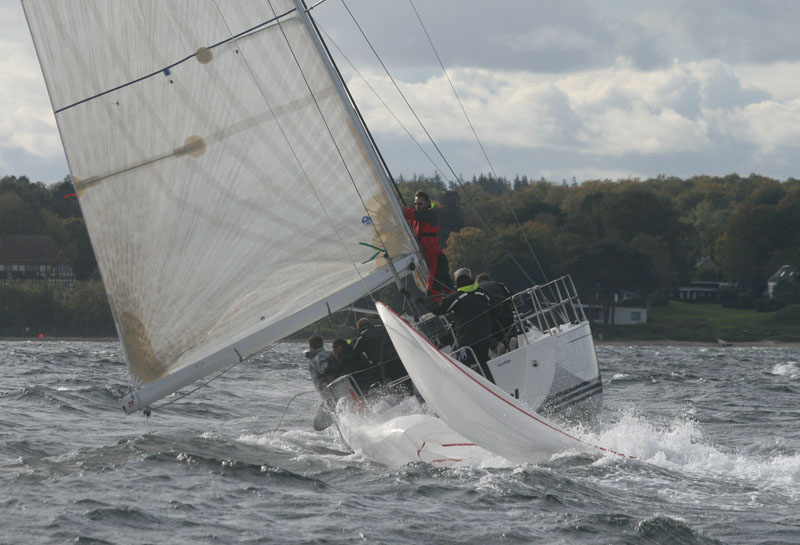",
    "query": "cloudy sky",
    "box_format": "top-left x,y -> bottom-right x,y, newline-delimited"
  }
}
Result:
3,0 -> 800,185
